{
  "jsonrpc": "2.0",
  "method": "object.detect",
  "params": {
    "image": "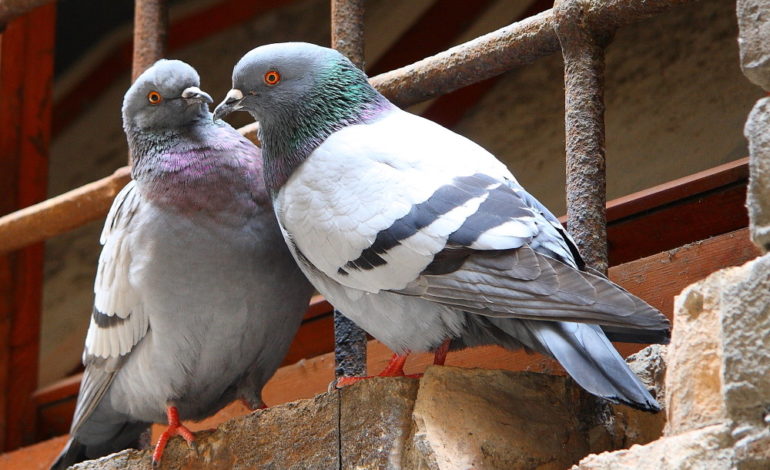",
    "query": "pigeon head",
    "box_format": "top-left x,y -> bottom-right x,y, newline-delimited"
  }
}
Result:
122,59 -> 213,132
214,42 -> 391,190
